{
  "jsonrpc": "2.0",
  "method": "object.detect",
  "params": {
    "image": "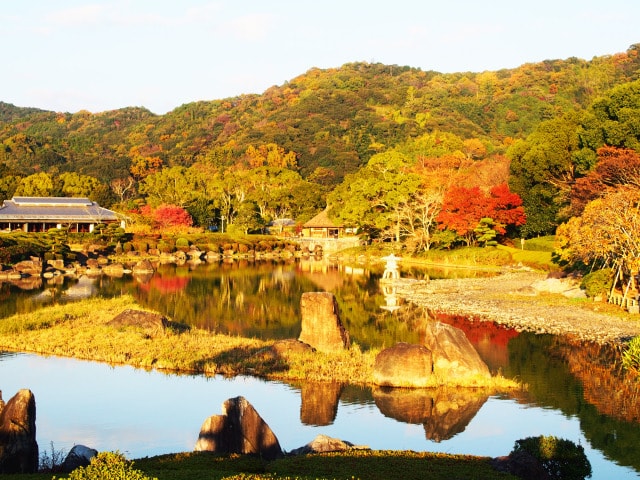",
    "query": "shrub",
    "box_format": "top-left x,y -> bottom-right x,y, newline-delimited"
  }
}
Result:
55,451 -> 157,480
580,268 -> 613,298
622,336 -> 640,374
39,441 -> 66,473
175,237 -> 190,251
511,435 -> 592,480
